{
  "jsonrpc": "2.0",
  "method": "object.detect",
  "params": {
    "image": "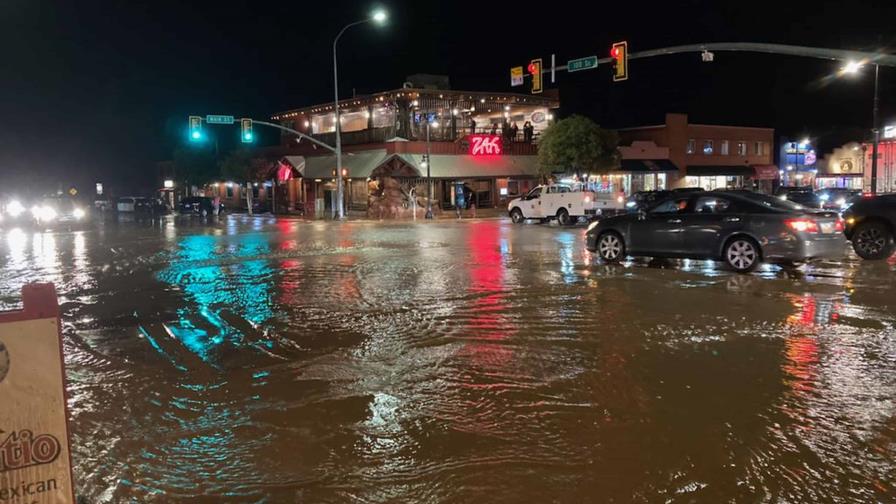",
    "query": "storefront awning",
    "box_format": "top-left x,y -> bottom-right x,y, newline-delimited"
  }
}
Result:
299,149 -> 389,179
687,165 -> 754,177
751,164 -> 780,180
392,154 -> 540,178
620,159 -> 678,172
